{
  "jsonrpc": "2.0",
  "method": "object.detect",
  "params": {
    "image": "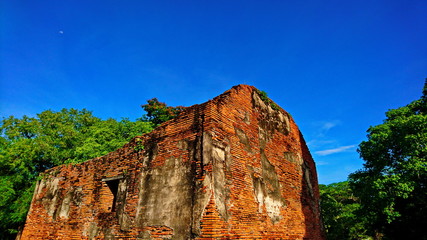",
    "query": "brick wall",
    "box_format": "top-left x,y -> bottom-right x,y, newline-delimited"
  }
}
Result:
20,85 -> 325,240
